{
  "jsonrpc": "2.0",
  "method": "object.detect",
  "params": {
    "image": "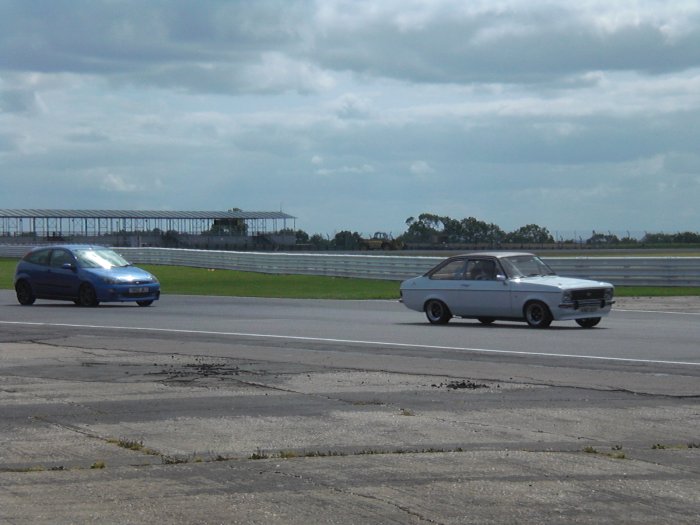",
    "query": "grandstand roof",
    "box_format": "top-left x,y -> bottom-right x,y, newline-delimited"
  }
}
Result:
0,209 -> 295,220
